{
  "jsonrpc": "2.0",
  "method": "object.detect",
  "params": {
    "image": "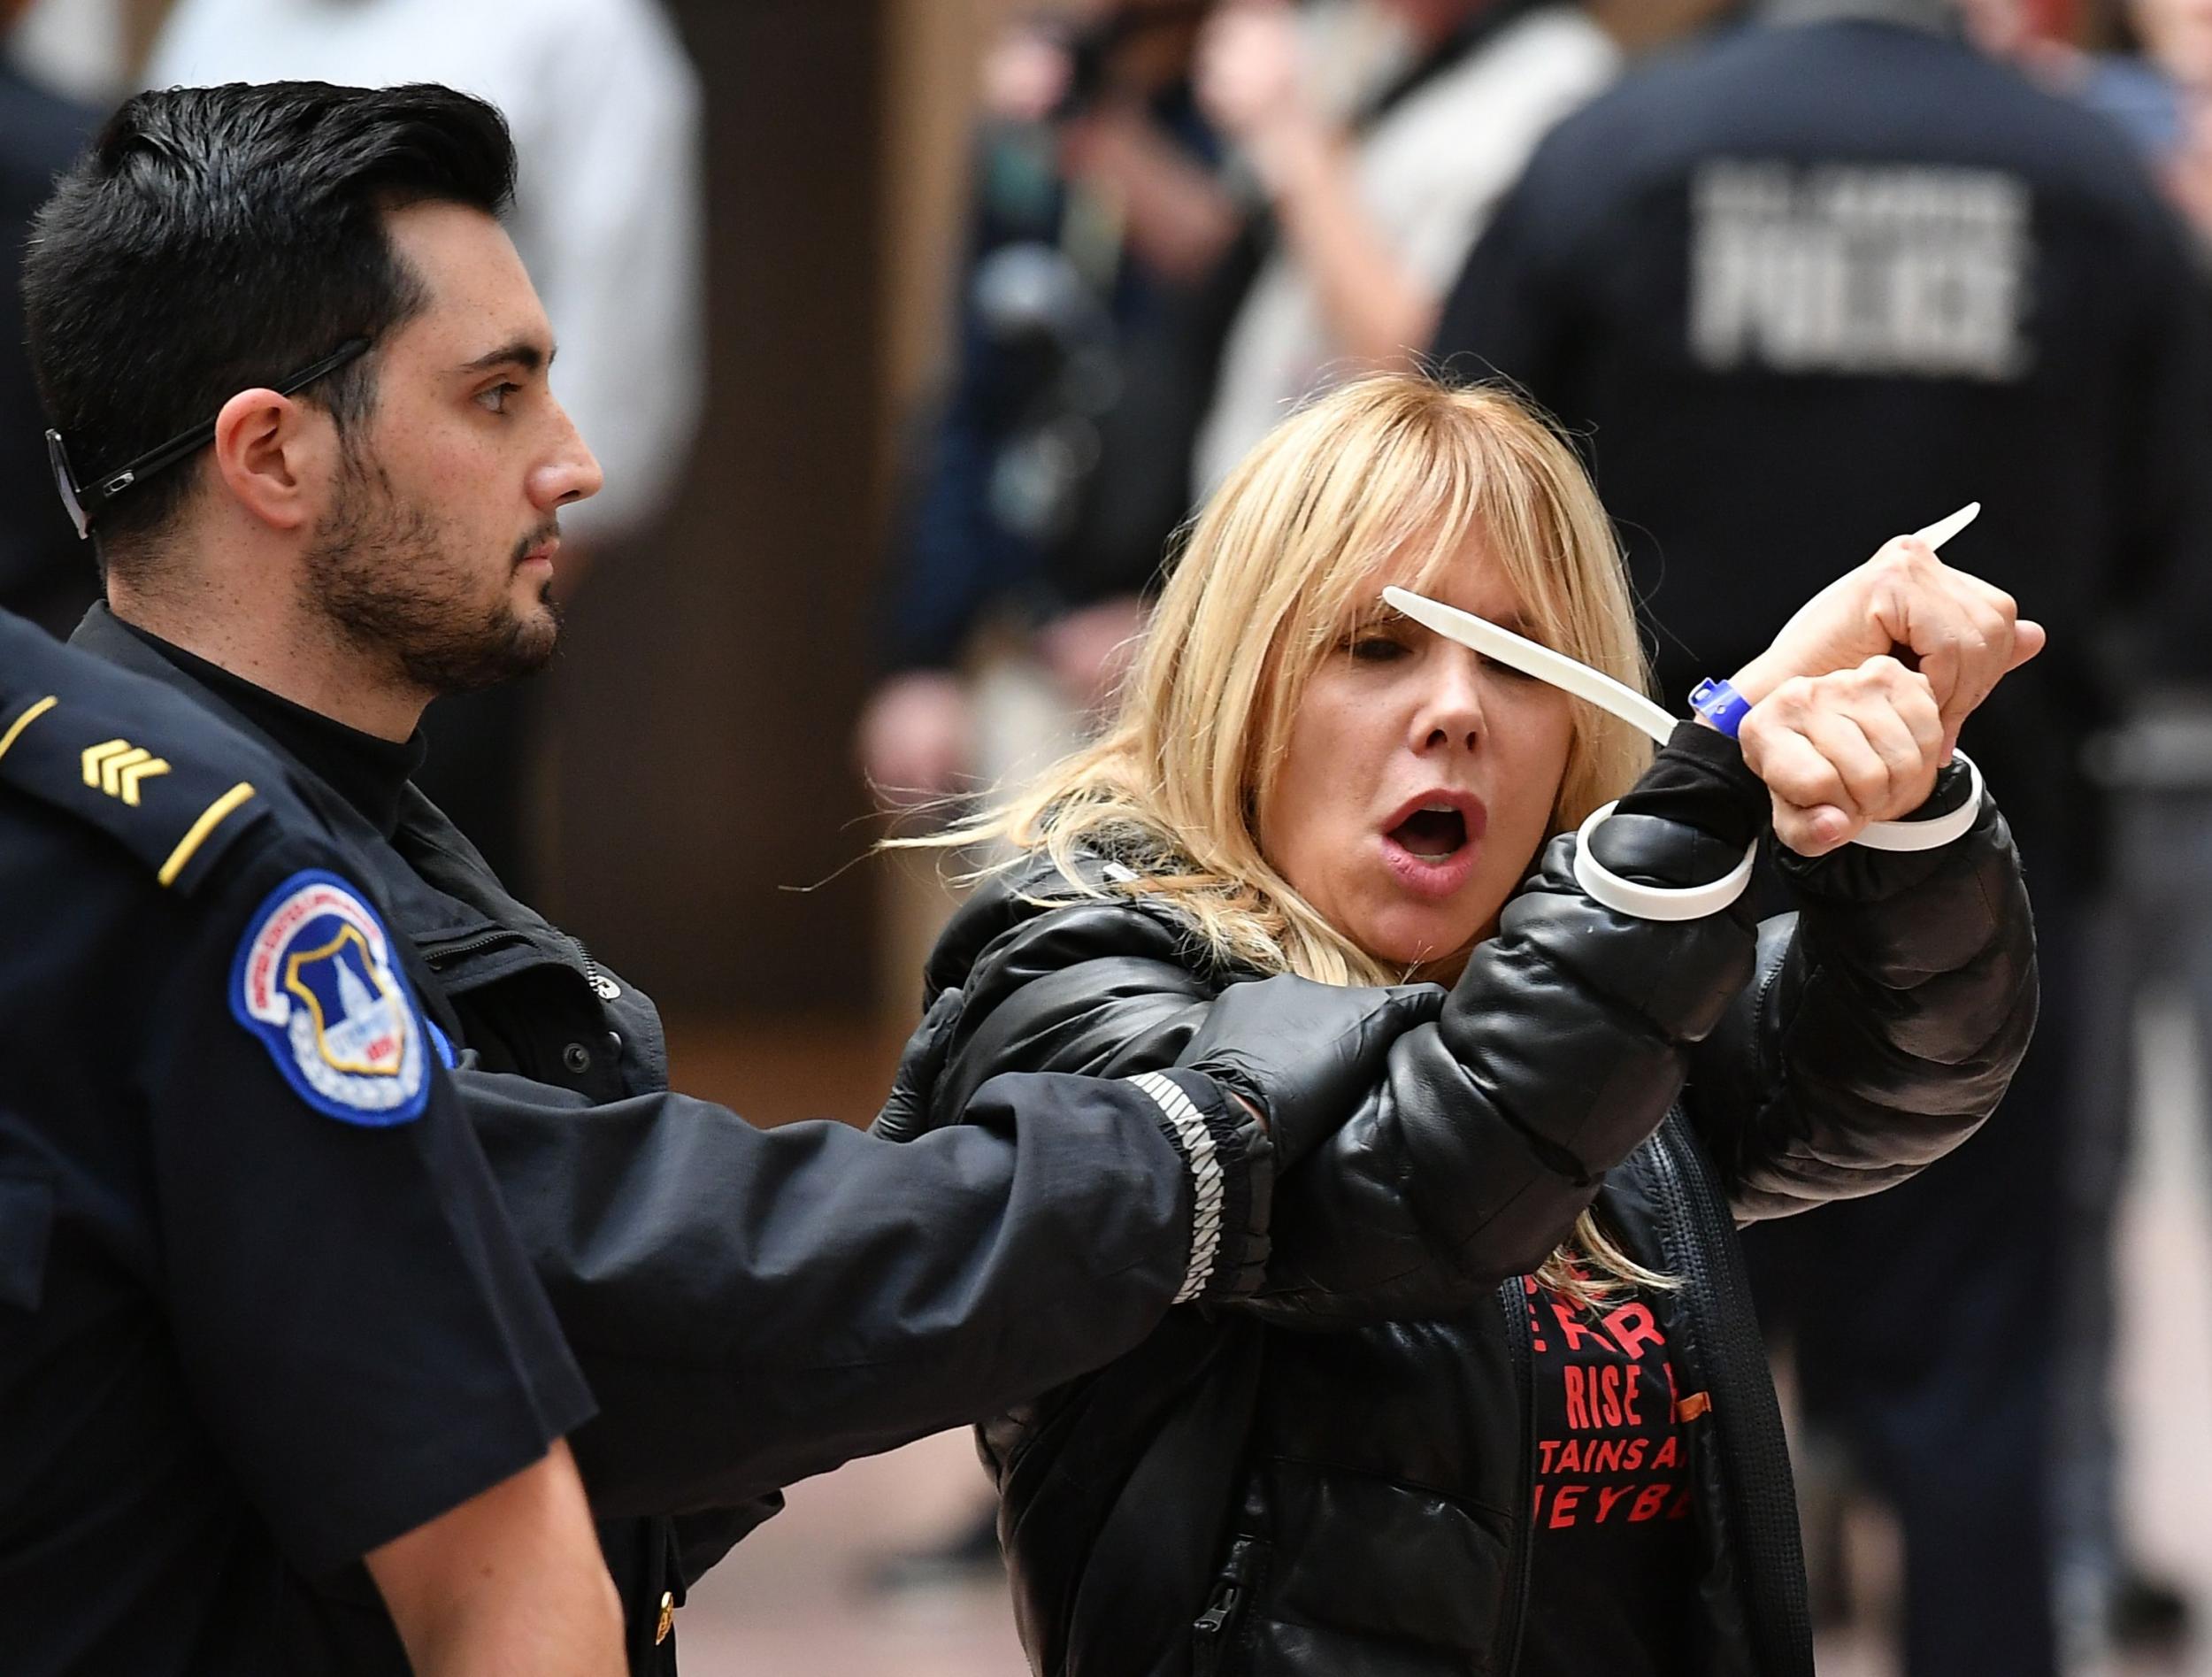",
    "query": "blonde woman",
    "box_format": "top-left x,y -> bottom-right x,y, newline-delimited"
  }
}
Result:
889,374 -> 2037,1676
